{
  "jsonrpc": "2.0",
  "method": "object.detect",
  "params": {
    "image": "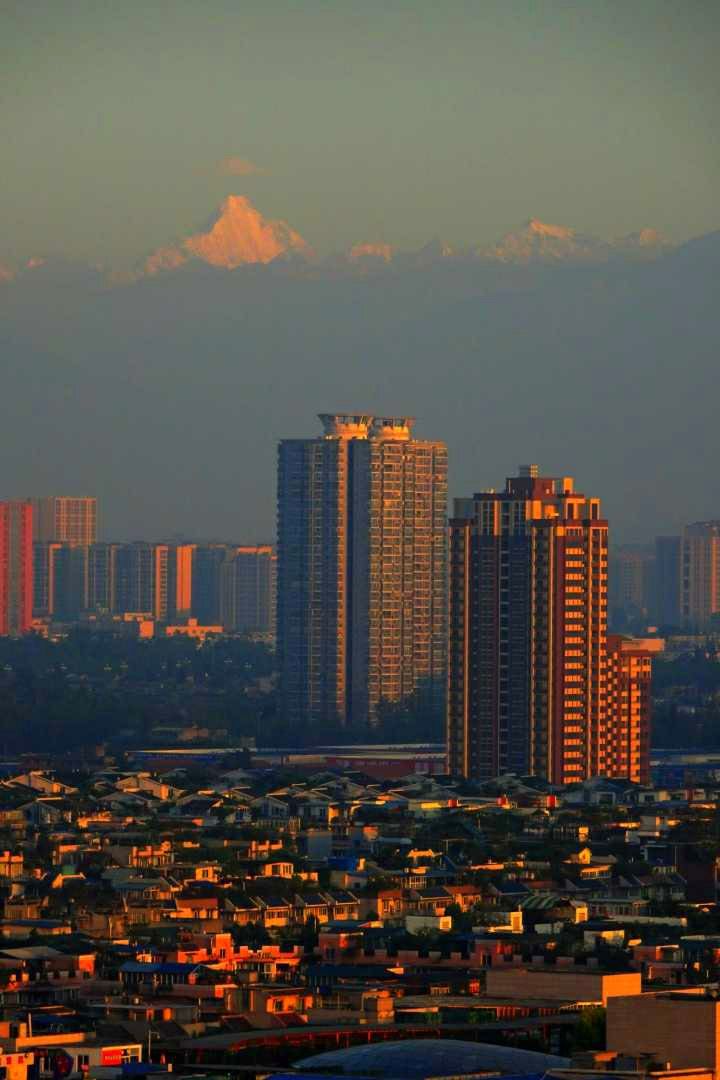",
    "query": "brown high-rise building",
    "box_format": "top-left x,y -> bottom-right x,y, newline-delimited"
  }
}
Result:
681,521 -> 720,630
606,635 -> 662,785
448,466 -> 608,784
0,501 -> 33,637
32,497 -> 97,545
277,414 -> 447,728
